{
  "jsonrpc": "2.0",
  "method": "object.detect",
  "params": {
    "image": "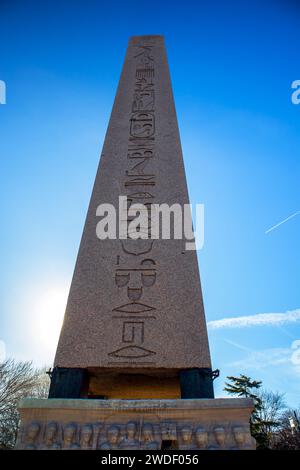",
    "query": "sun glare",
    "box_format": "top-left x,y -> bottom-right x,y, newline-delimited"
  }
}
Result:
32,285 -> 68,354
